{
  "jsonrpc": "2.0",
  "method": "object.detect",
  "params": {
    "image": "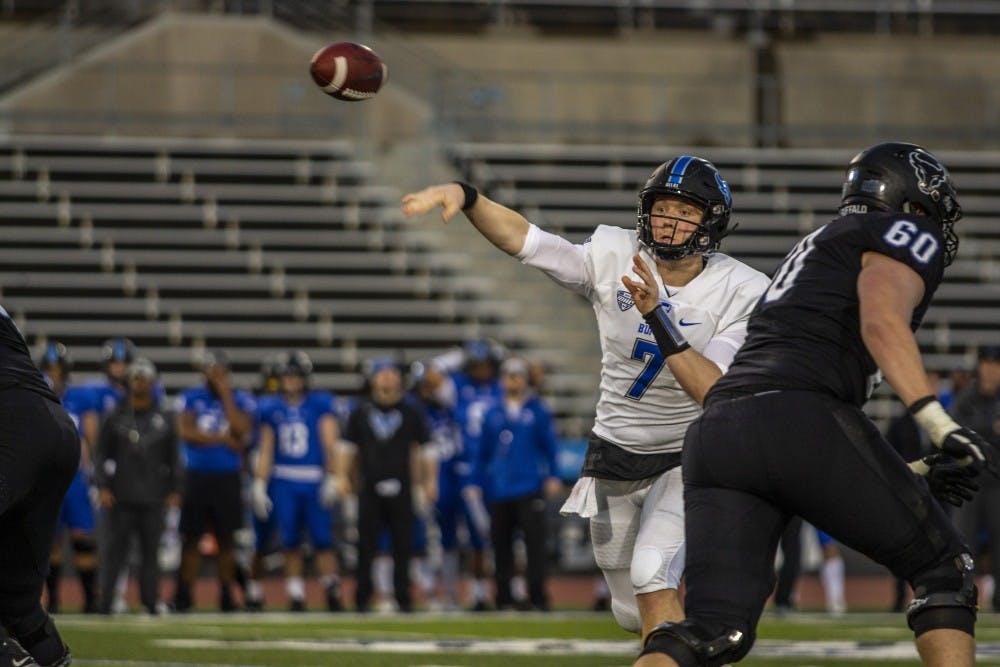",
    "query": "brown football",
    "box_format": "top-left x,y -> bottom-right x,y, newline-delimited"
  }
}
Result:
309,42 -> 387,102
